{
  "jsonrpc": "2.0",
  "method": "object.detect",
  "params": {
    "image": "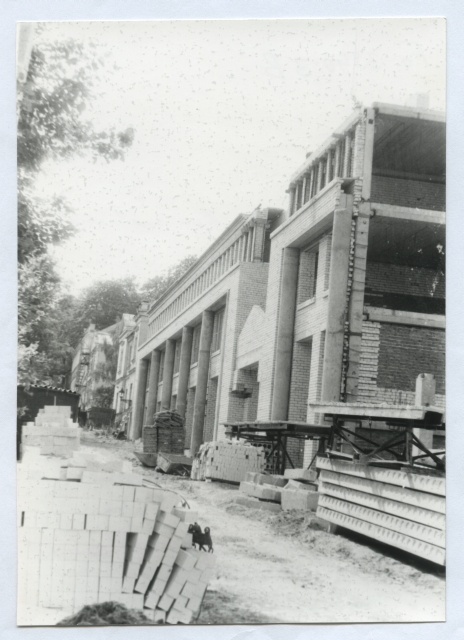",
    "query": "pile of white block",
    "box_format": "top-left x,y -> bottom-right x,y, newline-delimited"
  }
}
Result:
18,460 -> 215,625
21,405 -> 79,456
191,440 -> 265,483
236,468 -> 319,512
281,468 -> 319,512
